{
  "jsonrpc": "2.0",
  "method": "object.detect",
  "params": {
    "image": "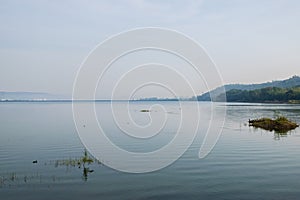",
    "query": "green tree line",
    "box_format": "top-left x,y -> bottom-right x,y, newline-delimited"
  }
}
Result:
222,86 -> 300,103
